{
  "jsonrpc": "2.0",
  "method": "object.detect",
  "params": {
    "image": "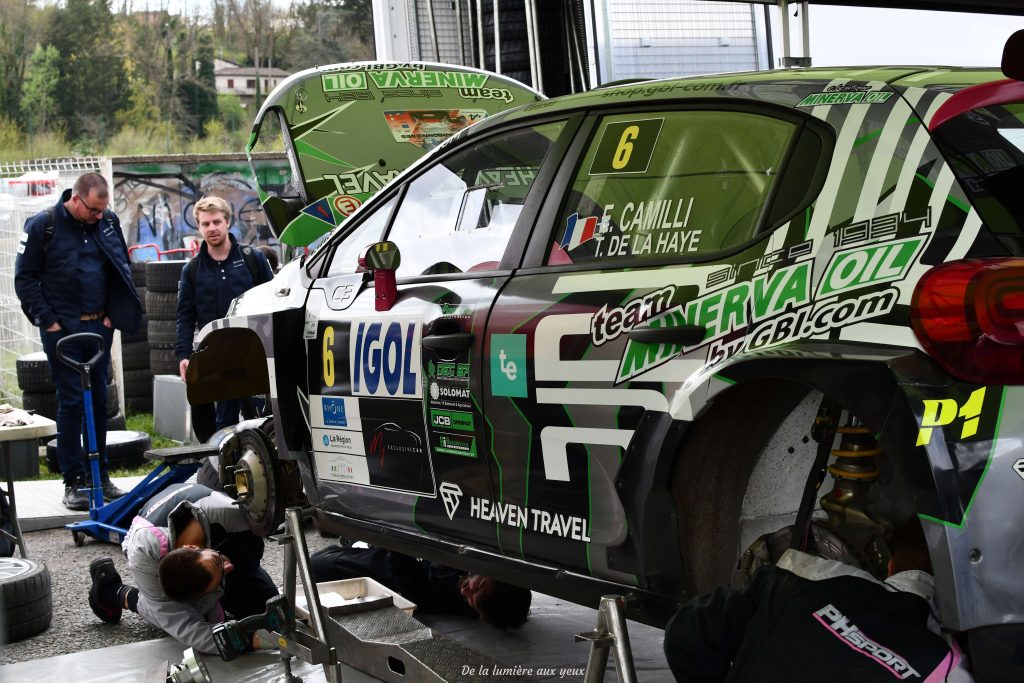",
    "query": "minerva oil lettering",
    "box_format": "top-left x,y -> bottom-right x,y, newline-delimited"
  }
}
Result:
351,320 -> 421,398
